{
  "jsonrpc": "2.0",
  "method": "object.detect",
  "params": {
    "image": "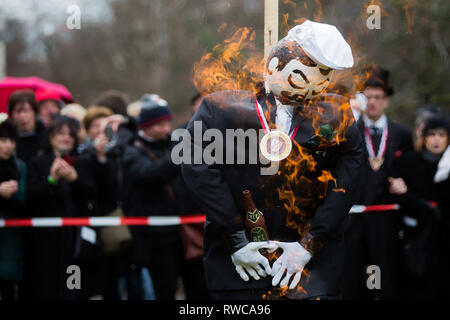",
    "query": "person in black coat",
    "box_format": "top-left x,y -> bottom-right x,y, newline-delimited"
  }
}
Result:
389,116 -> 450,299
78,106 -> 123,299
181,89 -> 362,300
343,66 -> 413,300
0,119 -> 27,300
181,21 -> 361,300
7,90 -> 47,165
69,108 -> 127,300
80,102 -> 153,300
176,93 -> 210,300
122,94 -> 183,300
25,116 -> 96,300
